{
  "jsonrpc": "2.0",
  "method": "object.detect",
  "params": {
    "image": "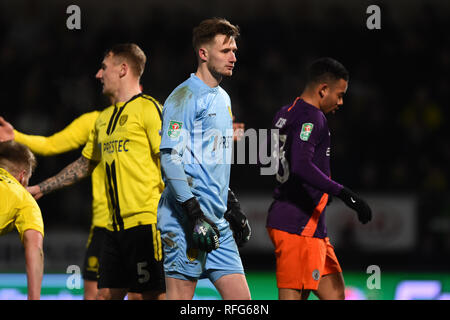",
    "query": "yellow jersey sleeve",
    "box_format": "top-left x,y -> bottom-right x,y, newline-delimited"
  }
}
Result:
14,111 -> 100,156
14,193 -> 44,241
141,95 -> 163,155
0,168 -> 44,242
81,114 -> 102,162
